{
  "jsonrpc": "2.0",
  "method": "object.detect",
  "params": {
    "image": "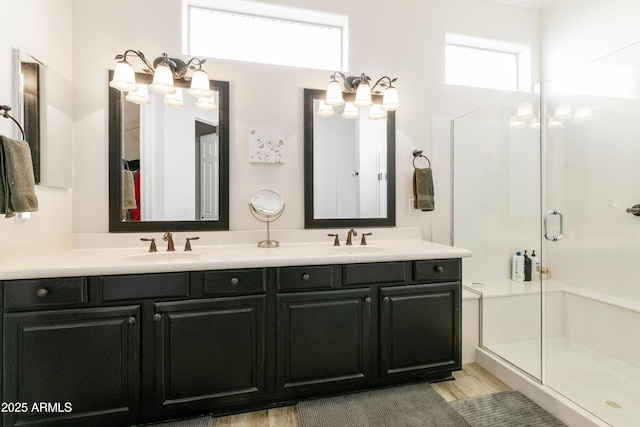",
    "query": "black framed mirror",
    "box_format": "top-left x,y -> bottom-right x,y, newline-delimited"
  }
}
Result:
109,71 -> 229,232
304,88 -> 396,228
